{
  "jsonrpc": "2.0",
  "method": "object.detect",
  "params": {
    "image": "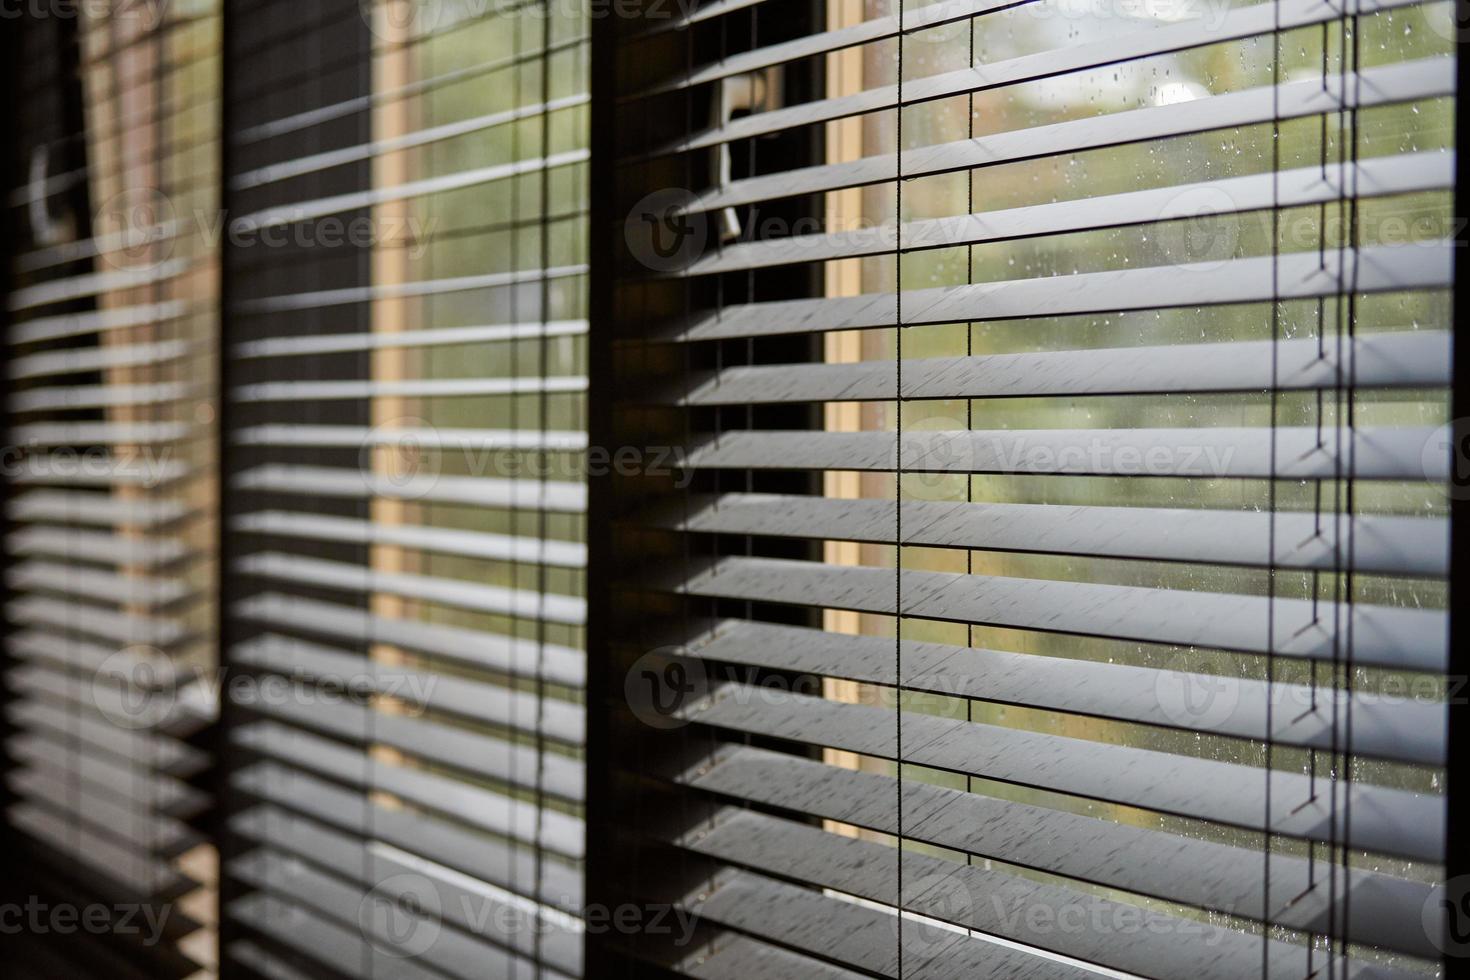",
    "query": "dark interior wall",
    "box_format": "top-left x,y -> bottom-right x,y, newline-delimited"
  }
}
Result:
0,12 -> 197,976
585,3 -> 826,976
218,2 -> 373,977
